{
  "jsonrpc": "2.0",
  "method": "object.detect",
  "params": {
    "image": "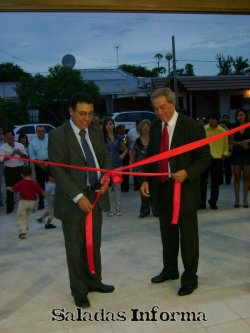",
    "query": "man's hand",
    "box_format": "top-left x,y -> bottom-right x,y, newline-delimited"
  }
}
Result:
140,181 -> 150,197
96,176 -> 110,194
37,163 -> 48,171
171,170 -> 188,183
242,139 -> 250,150
77,195 -> 93,213
6,186 -> 13,192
